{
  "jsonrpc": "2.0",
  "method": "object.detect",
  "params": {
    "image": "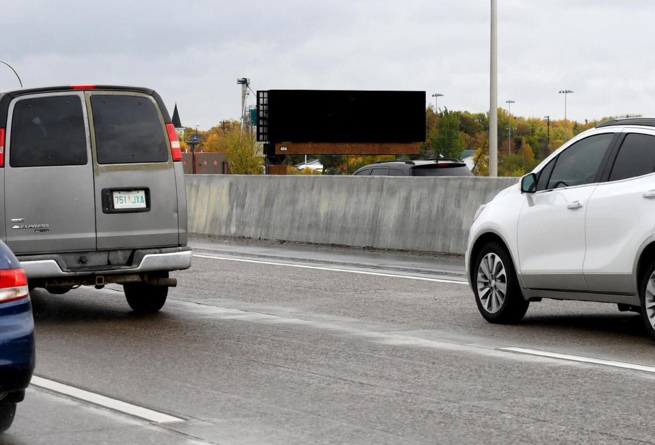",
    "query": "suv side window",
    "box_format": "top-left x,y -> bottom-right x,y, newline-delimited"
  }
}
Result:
536,158 -> 556,191
370,167 -> 389,176
609,133 -> 655,181
354,169 -> 370,176
388,168 -> 405,176
91,95 -> 168,164
547,133 -> 614,189
10,95 -> 88,167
